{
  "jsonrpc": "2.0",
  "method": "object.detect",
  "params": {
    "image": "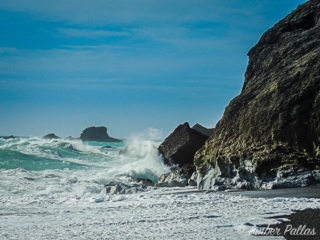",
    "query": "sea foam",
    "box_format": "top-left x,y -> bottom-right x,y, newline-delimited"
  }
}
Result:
0,129 -> 169,204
